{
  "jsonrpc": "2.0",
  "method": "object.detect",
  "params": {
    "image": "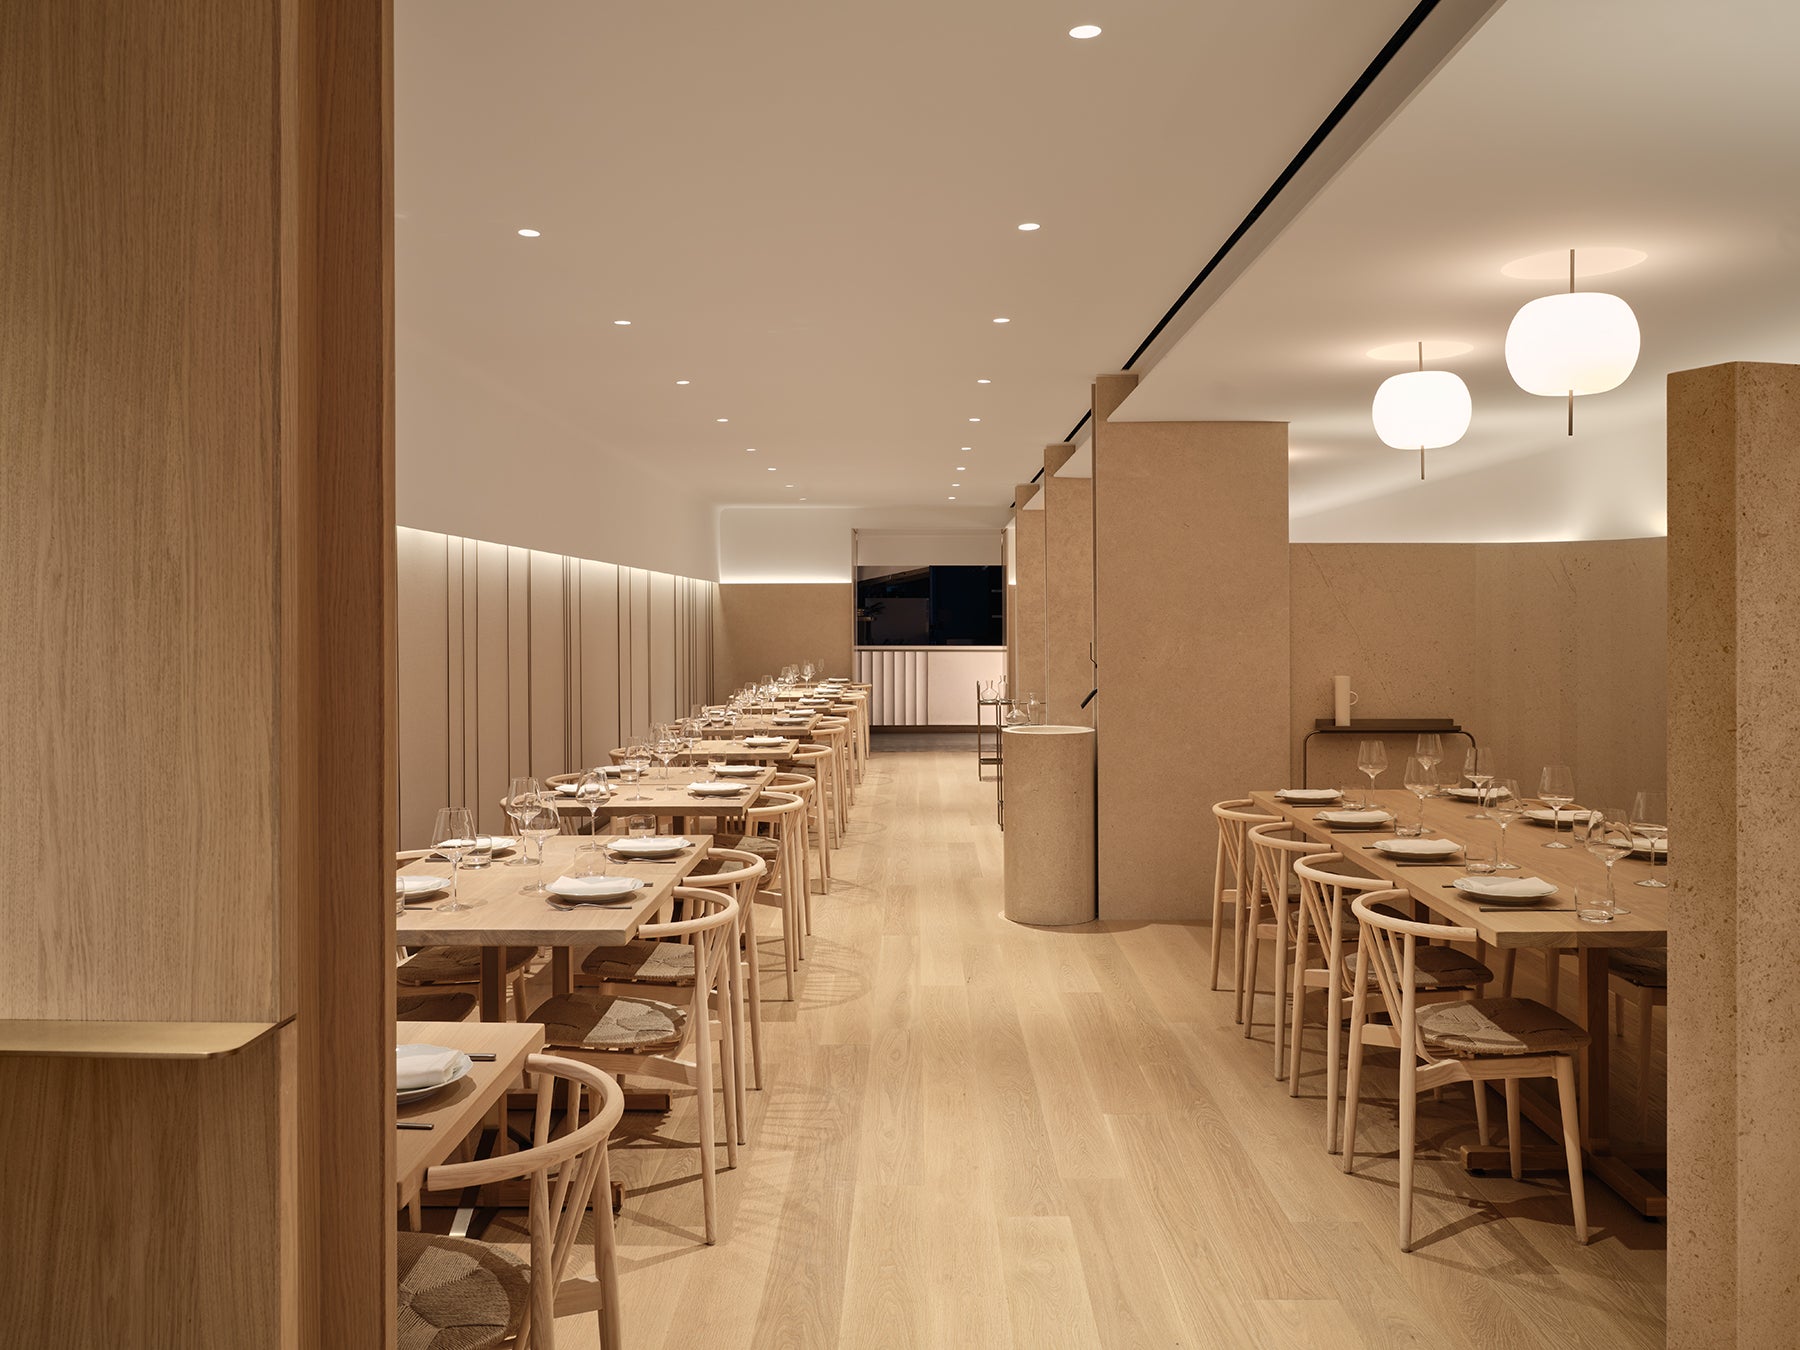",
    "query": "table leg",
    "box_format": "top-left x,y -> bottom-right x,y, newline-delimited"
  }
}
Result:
552,947 -> 572,998
479,947 -> 503,1022
1577,948 -> 1611,1150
